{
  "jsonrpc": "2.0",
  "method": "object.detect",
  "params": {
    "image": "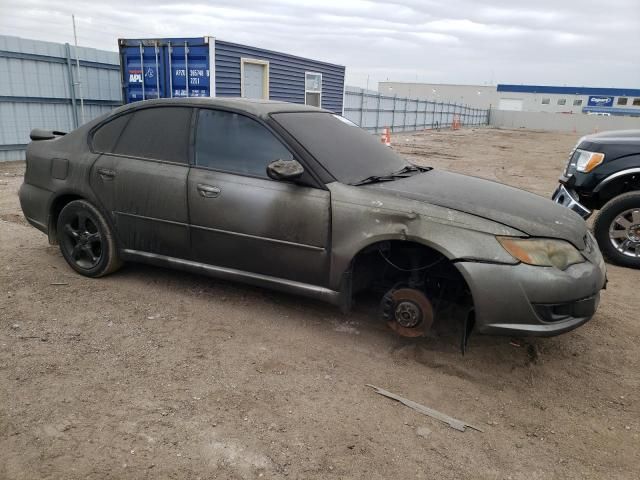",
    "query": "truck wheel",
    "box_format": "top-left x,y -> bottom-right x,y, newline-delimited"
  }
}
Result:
57,199 -> 123,277
593,192 -> 640,268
